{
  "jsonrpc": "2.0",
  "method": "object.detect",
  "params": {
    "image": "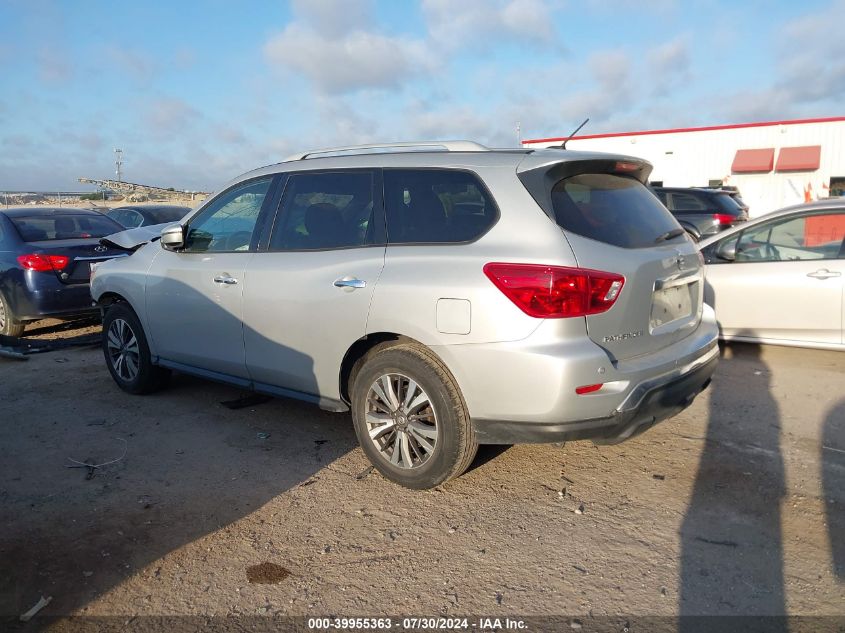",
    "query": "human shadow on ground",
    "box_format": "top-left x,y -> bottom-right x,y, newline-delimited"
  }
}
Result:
679,341 -> 786,630
822,398 -> 845,580
0,277 -> 357,630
